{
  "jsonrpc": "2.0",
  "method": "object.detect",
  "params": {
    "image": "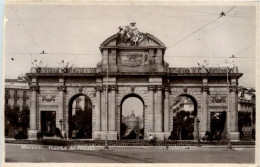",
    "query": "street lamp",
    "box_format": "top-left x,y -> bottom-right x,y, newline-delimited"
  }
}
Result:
59,119 -> 63,137
225,56 -> 236,149
197,119 -> 201,147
